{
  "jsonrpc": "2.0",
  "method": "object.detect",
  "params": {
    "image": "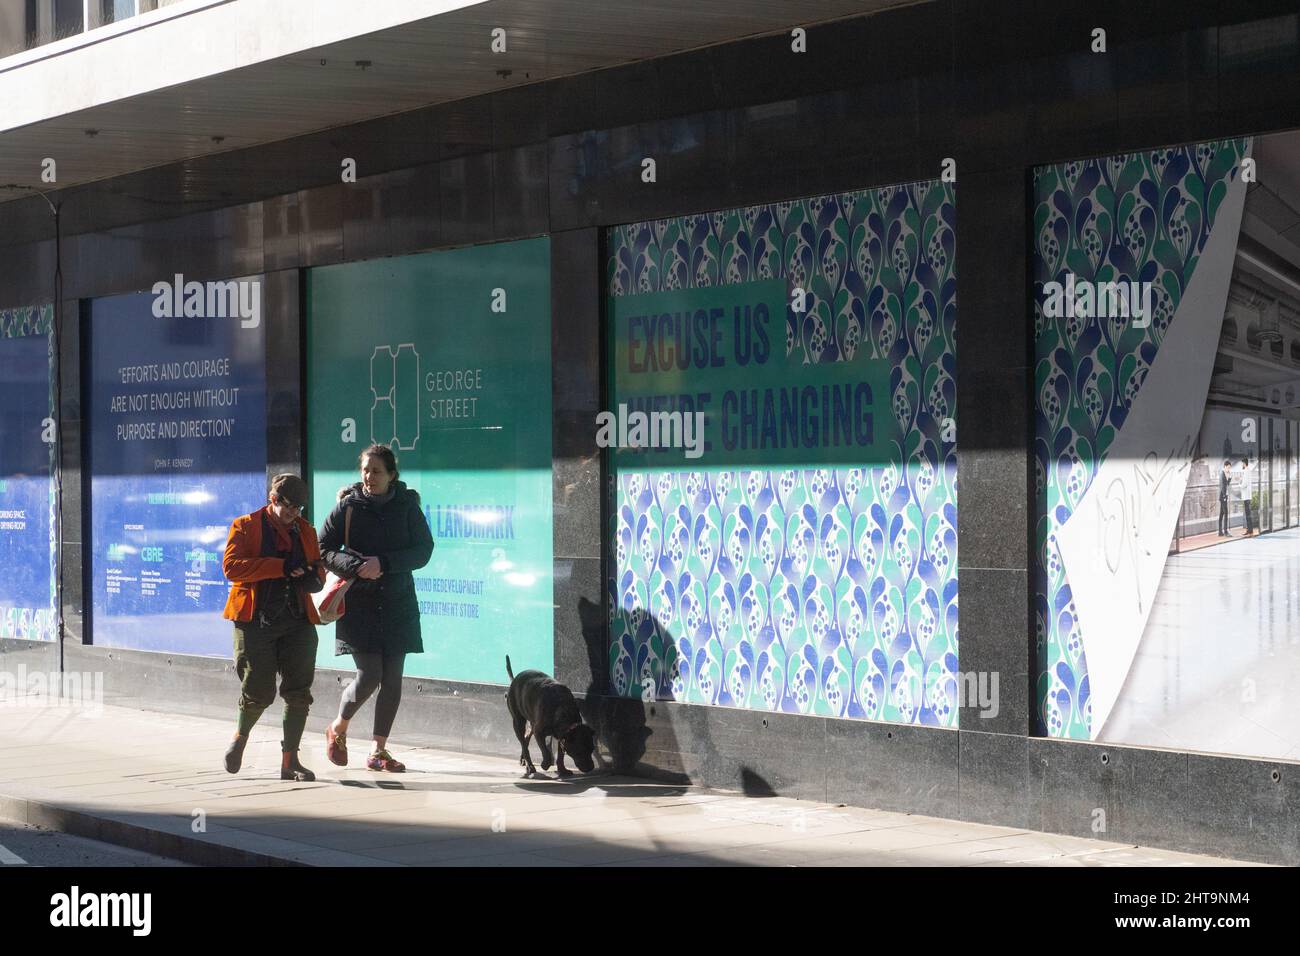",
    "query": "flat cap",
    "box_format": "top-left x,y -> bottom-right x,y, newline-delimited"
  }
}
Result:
270,473 -> 308,508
